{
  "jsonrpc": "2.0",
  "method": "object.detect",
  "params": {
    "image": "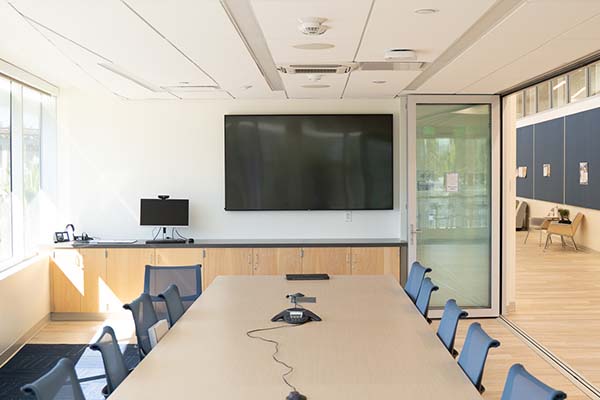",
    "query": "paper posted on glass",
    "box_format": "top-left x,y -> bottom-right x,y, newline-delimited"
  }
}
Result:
517,166 -> 527,178
580,162 -> 589,185
445,172 -> 459,192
